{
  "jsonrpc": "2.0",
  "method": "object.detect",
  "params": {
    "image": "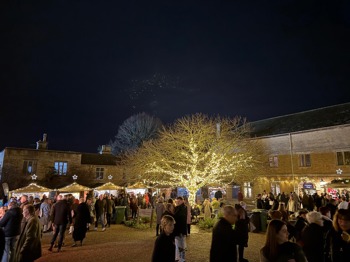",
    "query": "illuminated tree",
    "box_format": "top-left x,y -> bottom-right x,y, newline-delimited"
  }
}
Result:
127,113 -> 266,204
110,112 -> 162,155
